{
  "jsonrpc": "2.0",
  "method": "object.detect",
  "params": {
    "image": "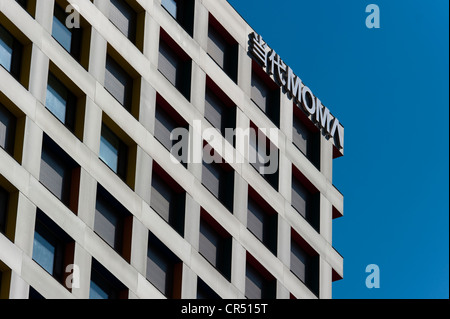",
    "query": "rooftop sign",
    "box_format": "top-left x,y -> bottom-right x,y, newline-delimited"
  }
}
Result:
249,32 -> 344,154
